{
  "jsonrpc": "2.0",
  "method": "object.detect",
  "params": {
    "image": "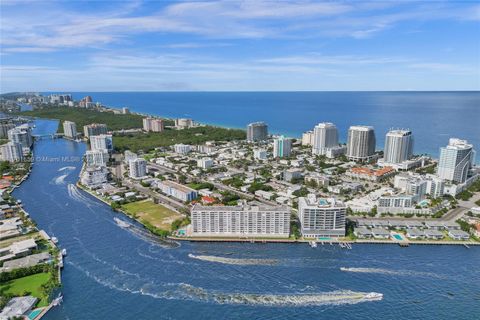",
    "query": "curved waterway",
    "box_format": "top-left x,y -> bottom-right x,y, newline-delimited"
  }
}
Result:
12,120 -> 480,319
